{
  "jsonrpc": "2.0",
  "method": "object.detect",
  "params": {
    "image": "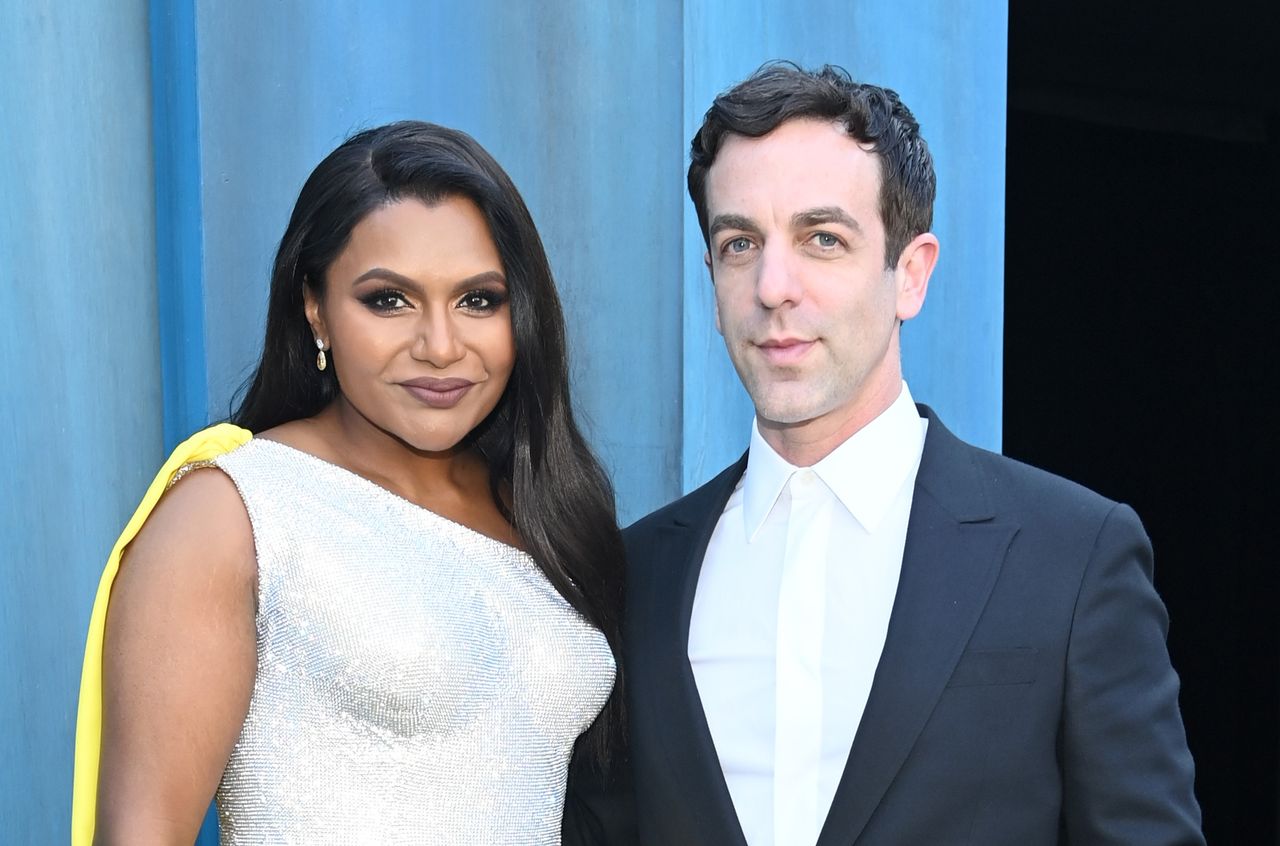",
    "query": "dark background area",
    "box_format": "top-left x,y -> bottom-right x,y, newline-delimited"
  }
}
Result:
1005,2 -> 1278,842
